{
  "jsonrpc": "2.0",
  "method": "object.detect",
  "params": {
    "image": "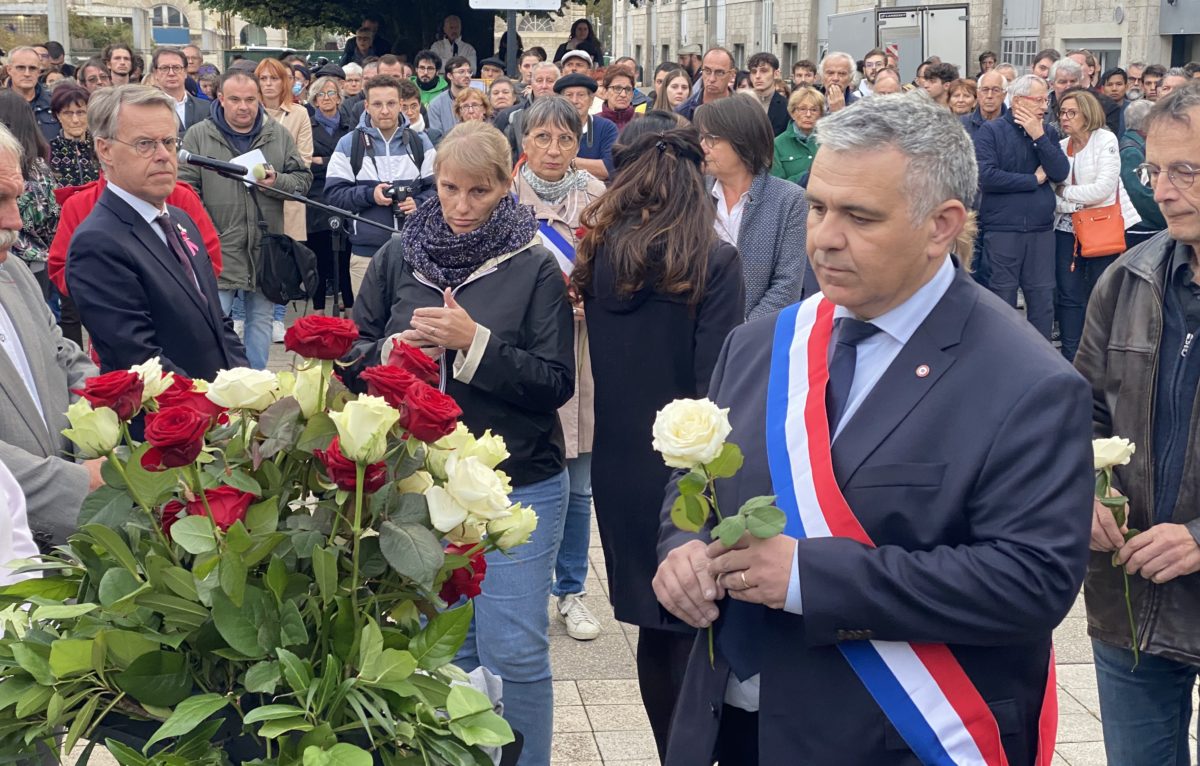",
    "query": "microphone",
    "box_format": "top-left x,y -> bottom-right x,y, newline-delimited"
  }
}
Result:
177,150 -> 248,177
